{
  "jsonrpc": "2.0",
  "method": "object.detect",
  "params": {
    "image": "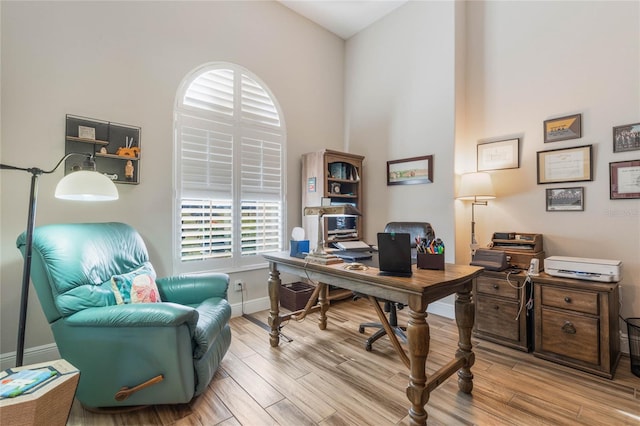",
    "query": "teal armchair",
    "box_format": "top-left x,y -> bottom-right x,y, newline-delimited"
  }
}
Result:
16,222 -> 231,408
